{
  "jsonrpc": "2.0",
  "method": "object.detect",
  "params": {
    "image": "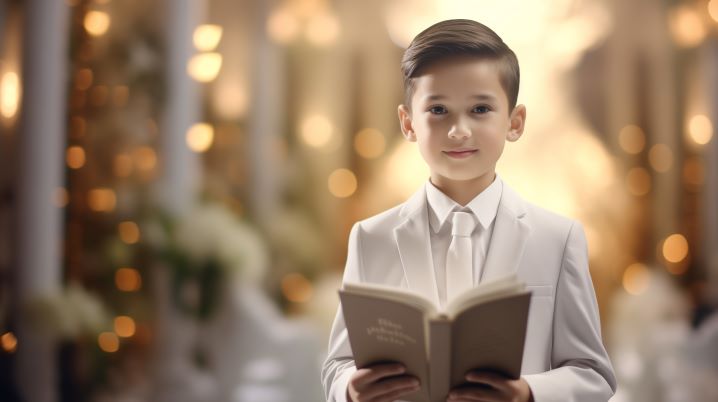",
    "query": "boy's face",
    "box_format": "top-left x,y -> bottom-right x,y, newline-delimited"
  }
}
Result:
398,56 -> 526,190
